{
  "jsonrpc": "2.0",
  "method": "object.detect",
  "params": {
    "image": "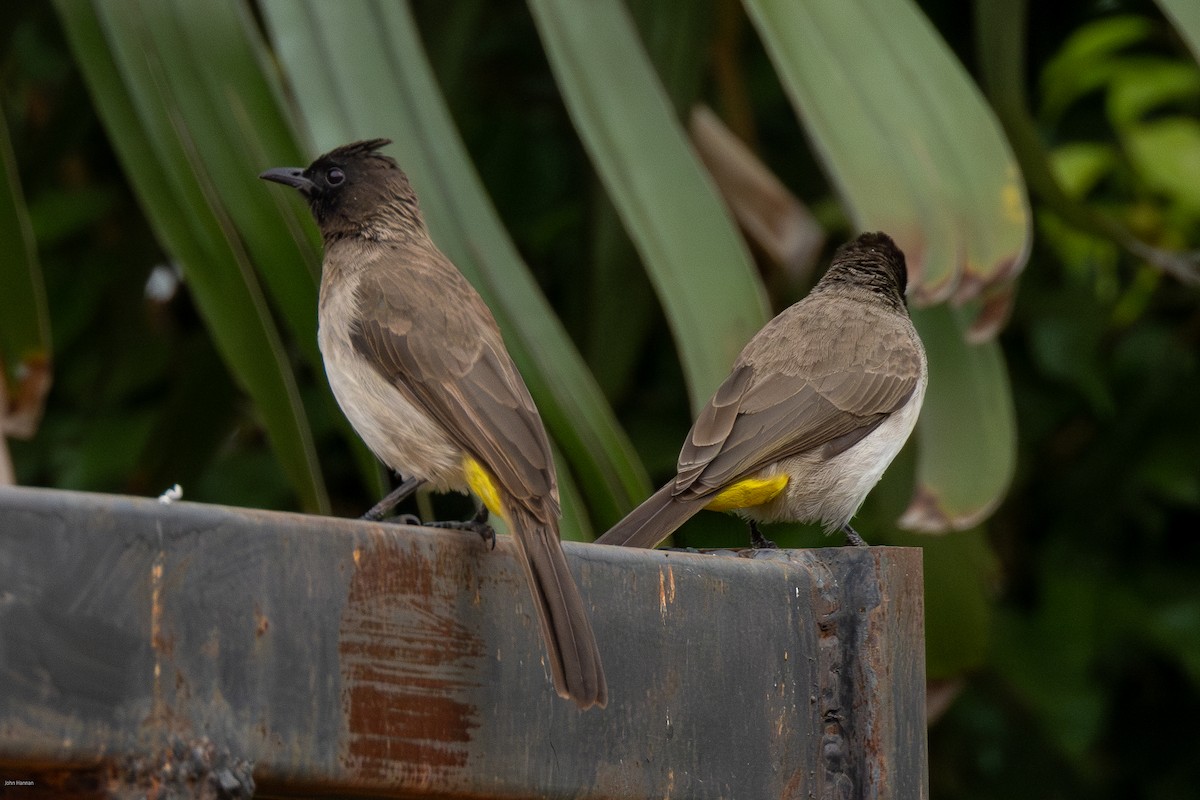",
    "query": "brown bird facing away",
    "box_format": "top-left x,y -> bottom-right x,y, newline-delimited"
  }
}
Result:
260,139 -> 606,709
595,231 -> 927,550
